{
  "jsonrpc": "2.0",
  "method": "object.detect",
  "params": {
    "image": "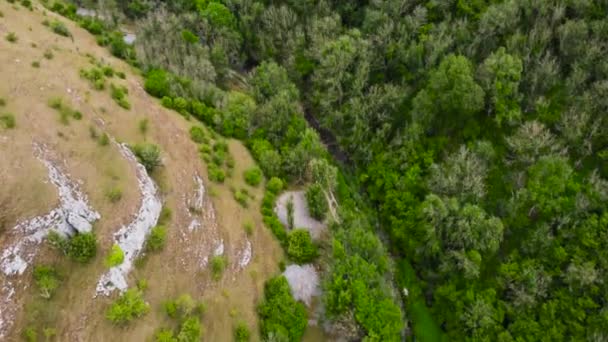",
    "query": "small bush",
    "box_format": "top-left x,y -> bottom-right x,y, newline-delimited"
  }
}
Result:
305,183 -> 328,221
23,327 -> 36,342
0,98 -> 6,106
67,232 -> 97,263
266,177 -> 284,194
111,84 -> 130,110
0,113 -> 16,129
106,288 -> 149,325
145,225 -> 167,252
243,167 -> 263,187
144,69 -> 170,98
234,190 -> 248,208
159,206 -> 172,225
48,231 -> 98,263
177,317 -> 202,342
43,50 -> 54,59
287,229 -> 317,264
48,97 -> 63,109
155,329 -> 175,342
6,32 -> 18,43
99,133 -> 110,146
131,143 -> 162,172
105,187 -> 123,203
33,265 -> 61,299
234,322 -> 251,342
208,165 -> 225,183
50,20 -> 71,37
173,97 -> 189,113
211,255 -> 226,280
164,294 -> 205,320
105,244 -> 125,267
243,221 -> 254,236
138,118 -> 148,135
161,96 -> 173,109
189,126 -> 206,144
31,61 -> 40,68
